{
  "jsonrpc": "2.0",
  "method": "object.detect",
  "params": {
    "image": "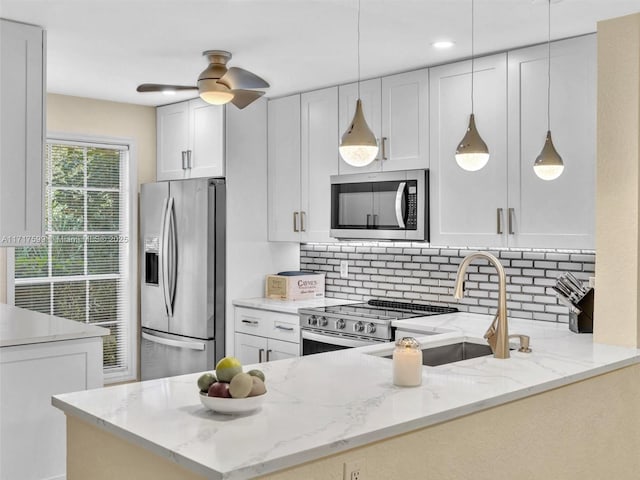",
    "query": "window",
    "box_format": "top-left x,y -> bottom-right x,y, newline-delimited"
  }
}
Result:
11,138 -> 136,383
